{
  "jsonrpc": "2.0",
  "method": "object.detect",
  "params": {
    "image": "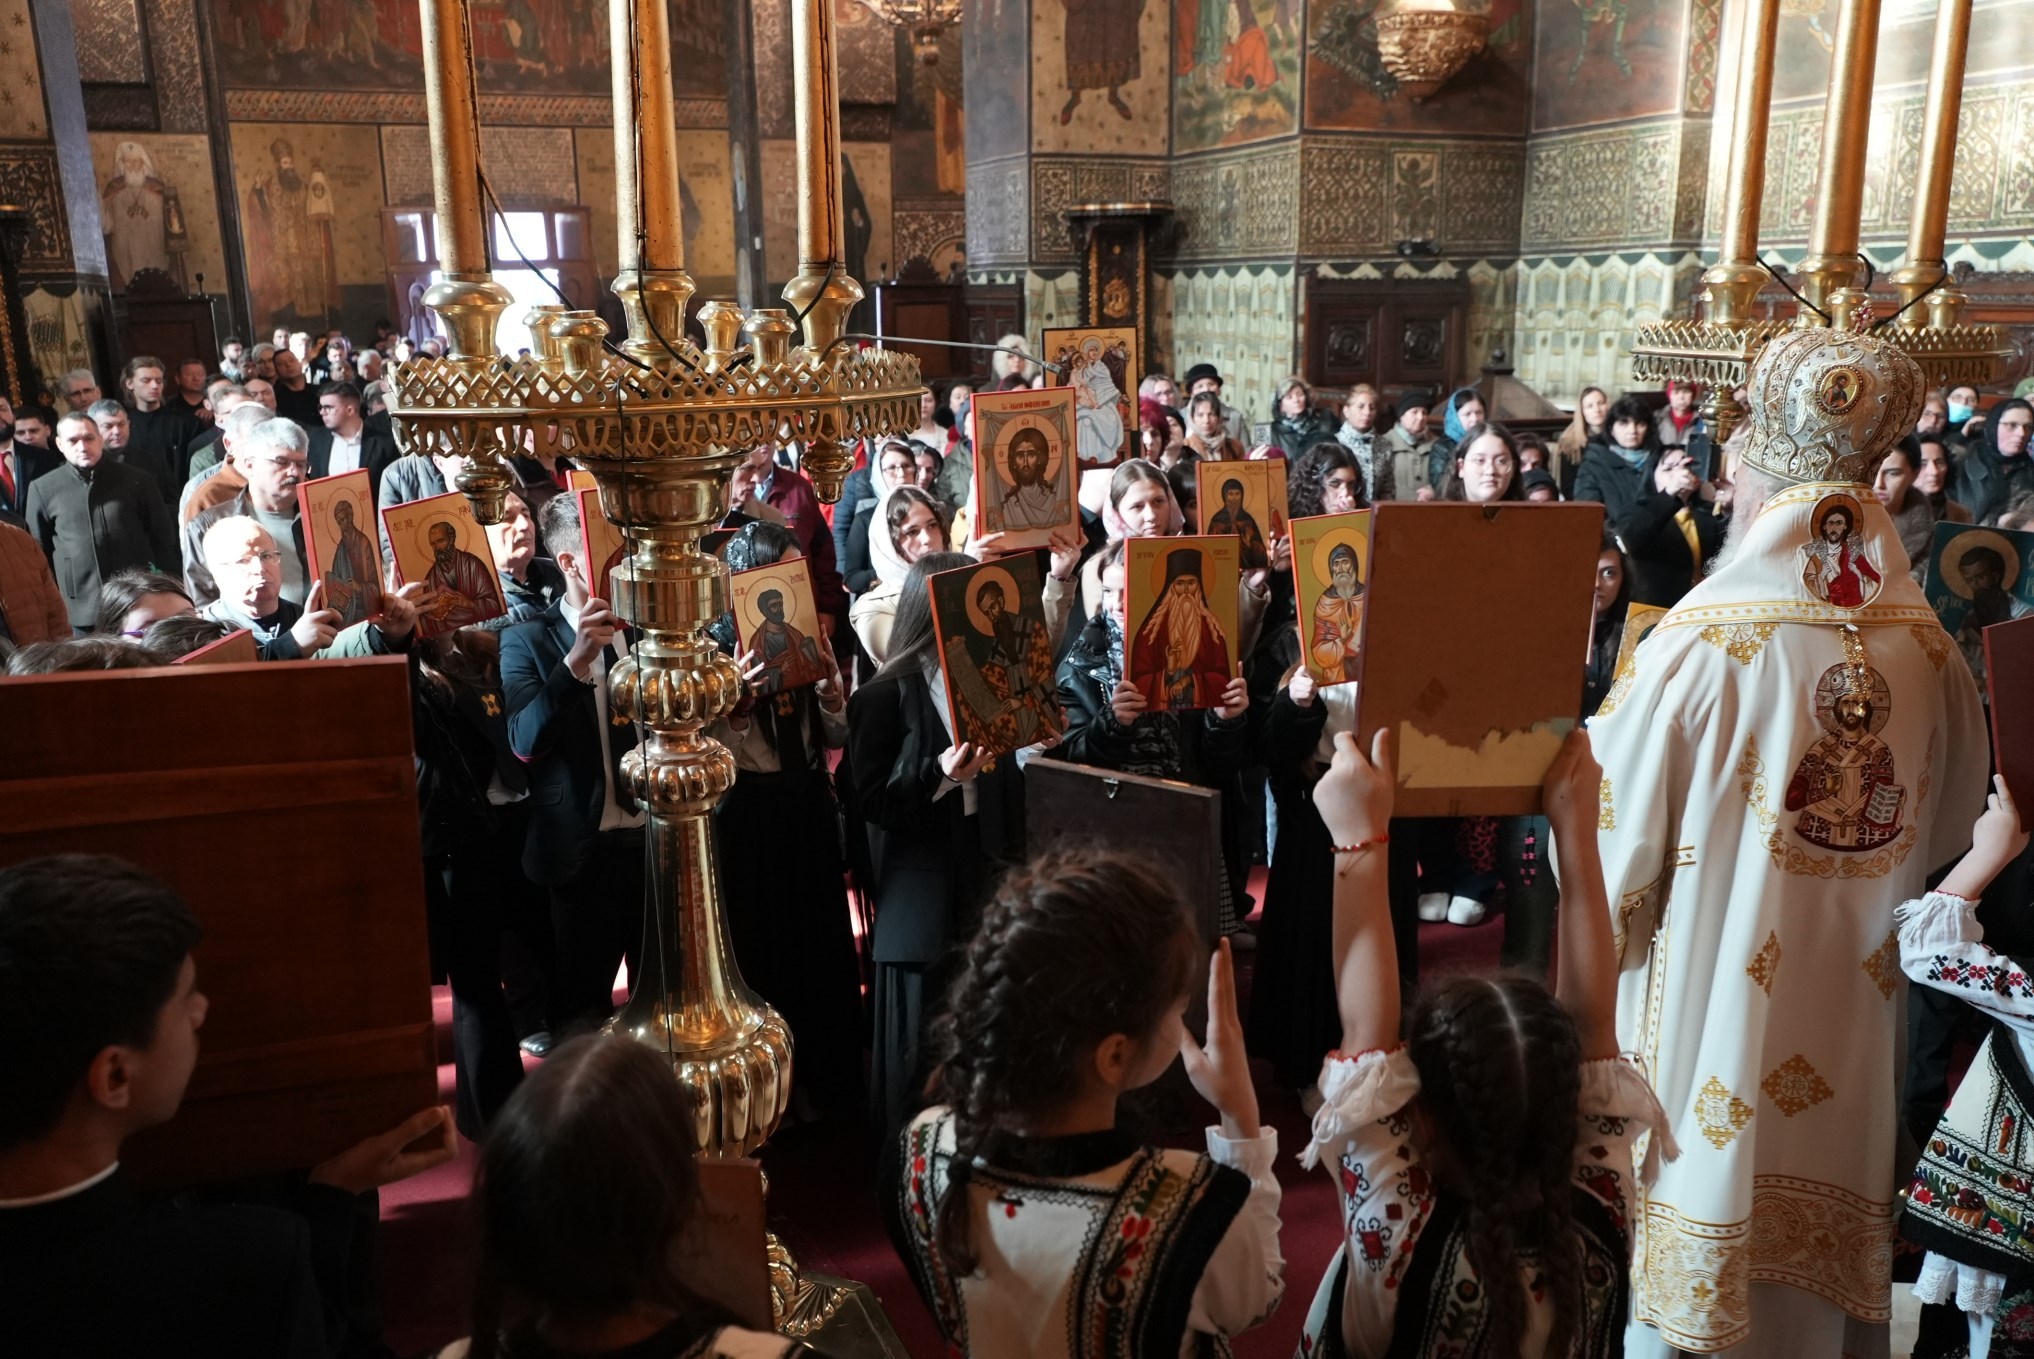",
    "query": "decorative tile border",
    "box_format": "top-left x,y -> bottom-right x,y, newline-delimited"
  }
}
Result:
1171,142 -> 1299,262
1522,119 -> 1705,253
1027,155 -> 1170,267
1301,135 -> 1524,259
965,155 -> 1030,267
223,89 -> 727,129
